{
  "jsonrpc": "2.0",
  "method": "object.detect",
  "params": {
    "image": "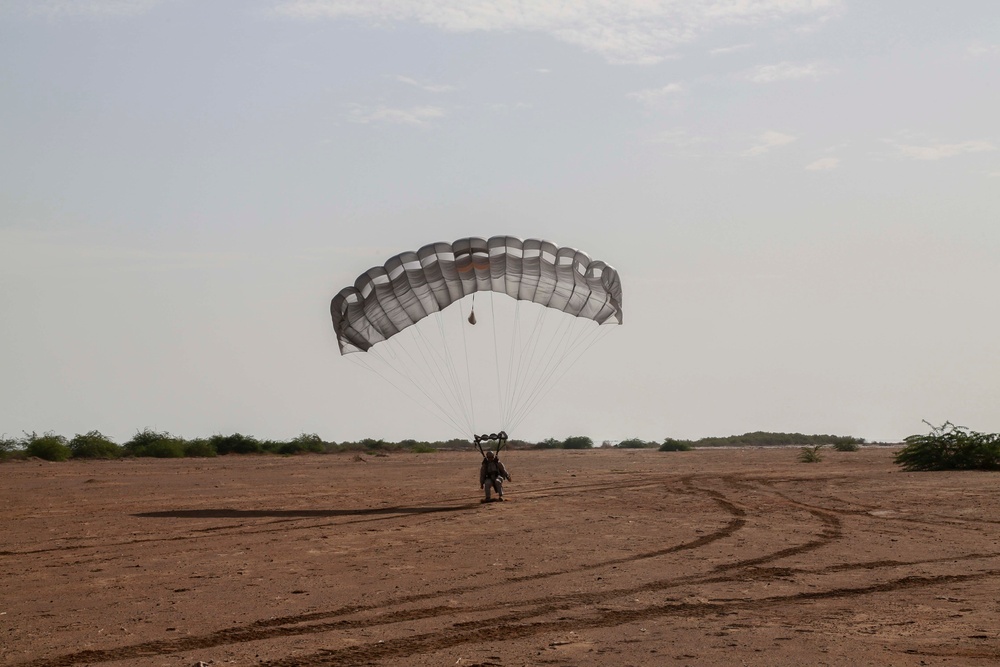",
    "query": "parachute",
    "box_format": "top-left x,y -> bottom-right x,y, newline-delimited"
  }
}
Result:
331,236 -> 622,441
